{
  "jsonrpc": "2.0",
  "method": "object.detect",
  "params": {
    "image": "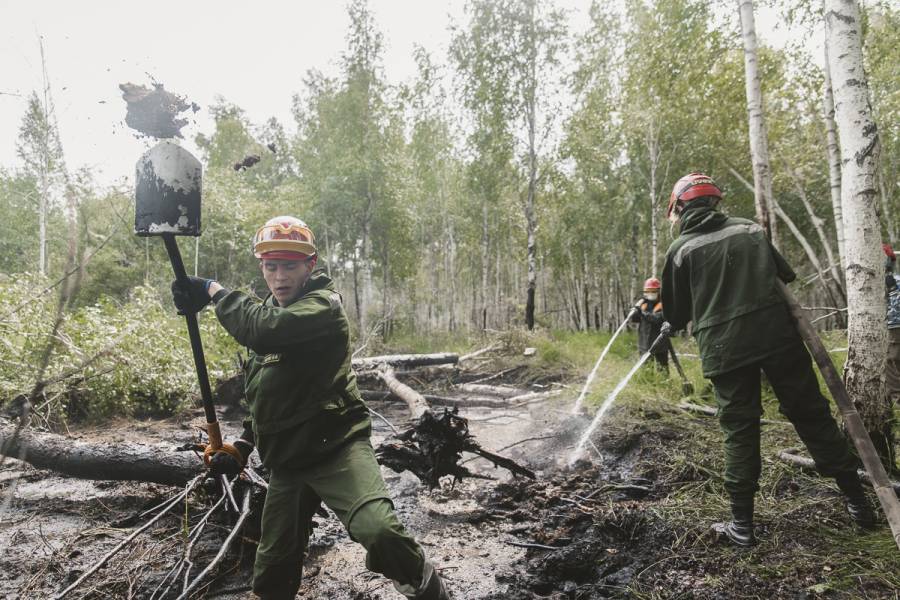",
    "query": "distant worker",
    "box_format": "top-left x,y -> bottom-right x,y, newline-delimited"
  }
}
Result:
630,277 -> 668,371
883,243 -> 900,469
171,216 -> 451,600
661,172 -> 874,547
